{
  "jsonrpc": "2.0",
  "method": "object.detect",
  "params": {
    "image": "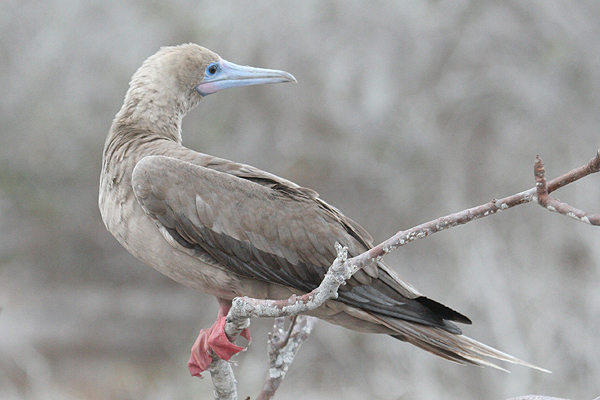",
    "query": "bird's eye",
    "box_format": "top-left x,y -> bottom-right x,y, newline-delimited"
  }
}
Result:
207,63 -> 218,76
